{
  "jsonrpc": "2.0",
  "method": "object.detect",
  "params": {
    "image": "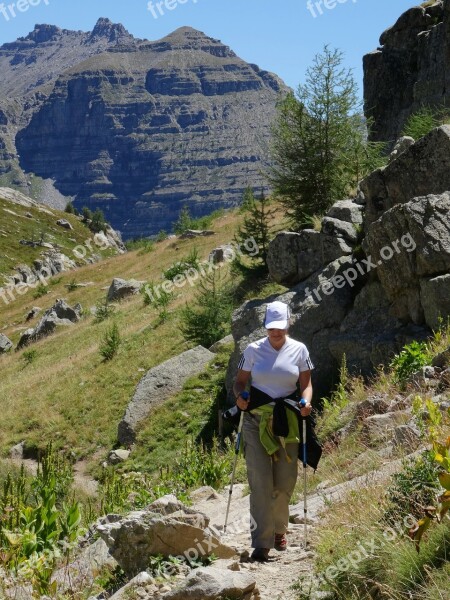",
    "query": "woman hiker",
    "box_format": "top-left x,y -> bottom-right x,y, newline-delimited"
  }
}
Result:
233,300 -> 314,562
